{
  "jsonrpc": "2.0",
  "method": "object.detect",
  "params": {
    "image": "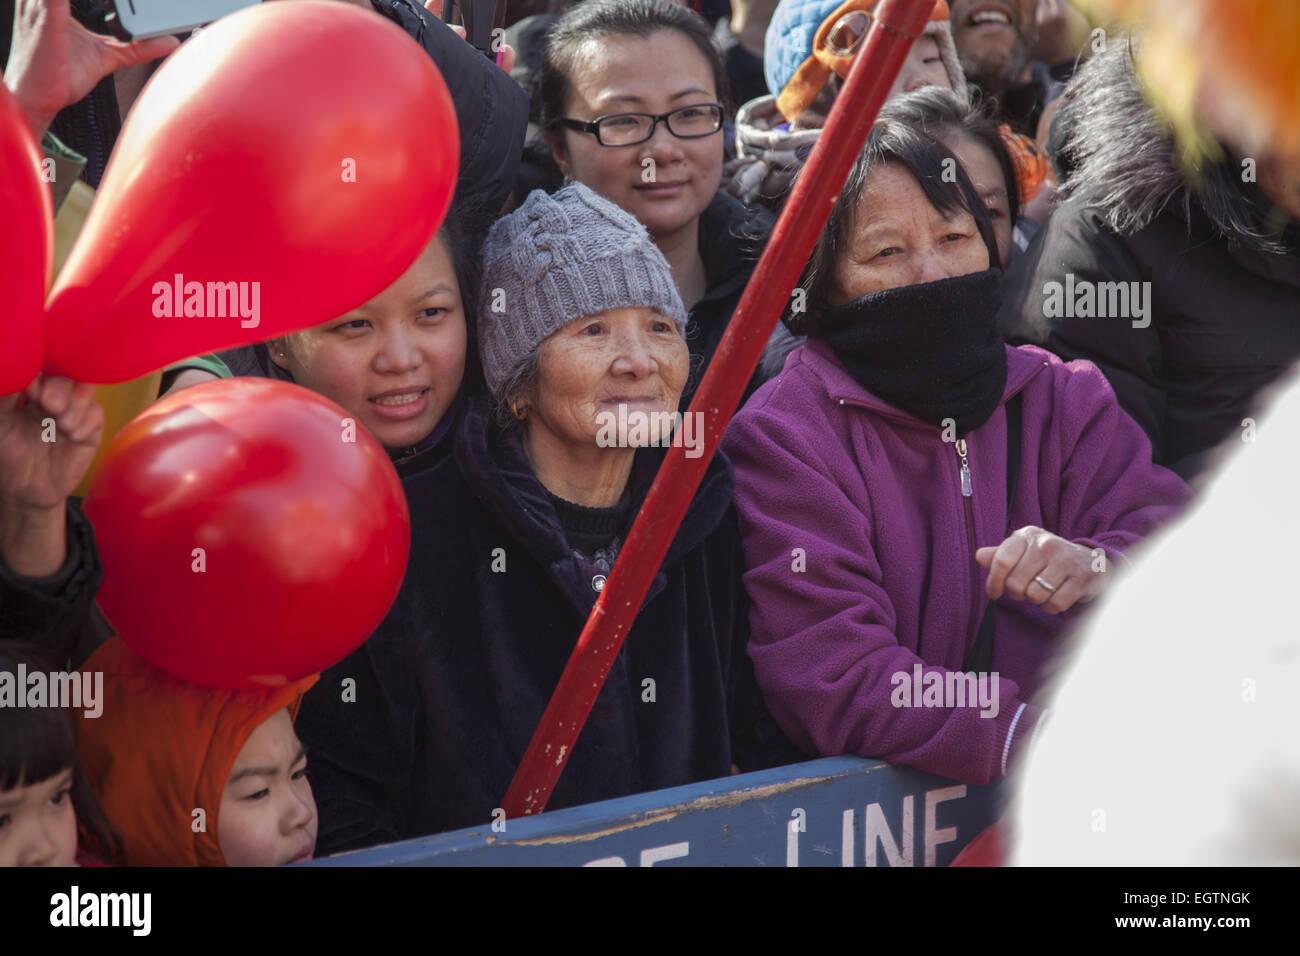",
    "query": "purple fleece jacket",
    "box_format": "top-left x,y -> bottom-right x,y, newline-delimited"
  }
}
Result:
722,338 -> 1191,785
